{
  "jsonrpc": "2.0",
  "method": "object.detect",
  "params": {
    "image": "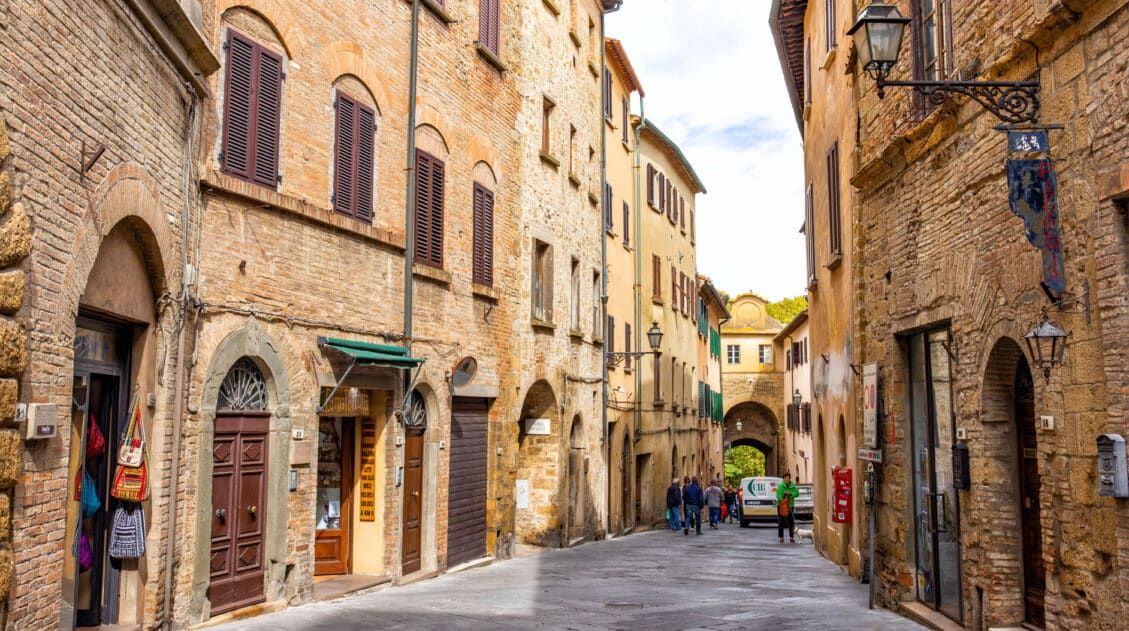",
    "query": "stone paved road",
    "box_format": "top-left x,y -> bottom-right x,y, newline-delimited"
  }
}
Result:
213,522 -> 922,630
